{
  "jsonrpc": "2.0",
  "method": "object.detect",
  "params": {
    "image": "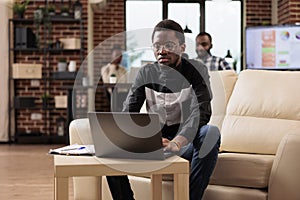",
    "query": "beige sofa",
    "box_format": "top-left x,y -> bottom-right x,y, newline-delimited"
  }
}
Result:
69,69 -> 300,200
